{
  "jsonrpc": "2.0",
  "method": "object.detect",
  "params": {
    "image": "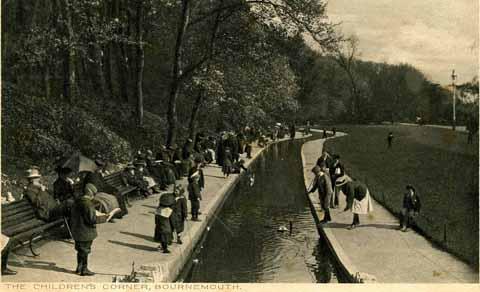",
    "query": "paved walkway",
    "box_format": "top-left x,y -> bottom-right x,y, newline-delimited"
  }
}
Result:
399,122 -> 467,133
302,136 -> 478,283
5,132 -> 308,282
